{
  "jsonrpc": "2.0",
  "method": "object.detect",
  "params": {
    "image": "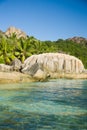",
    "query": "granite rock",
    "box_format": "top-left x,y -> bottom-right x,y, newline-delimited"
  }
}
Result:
5,26 -> 27,38
0,64 -> 13,72
22,53 -> 84,79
